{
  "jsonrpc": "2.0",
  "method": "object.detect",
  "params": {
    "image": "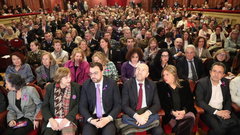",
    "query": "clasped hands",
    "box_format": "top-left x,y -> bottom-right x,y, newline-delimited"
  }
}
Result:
134,111 -> 151,126
49,118 -> 69,131
9,120 -> 39,130
216,110 -> 231,120
90,117 -> 111,128
172,110 -> 186,120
